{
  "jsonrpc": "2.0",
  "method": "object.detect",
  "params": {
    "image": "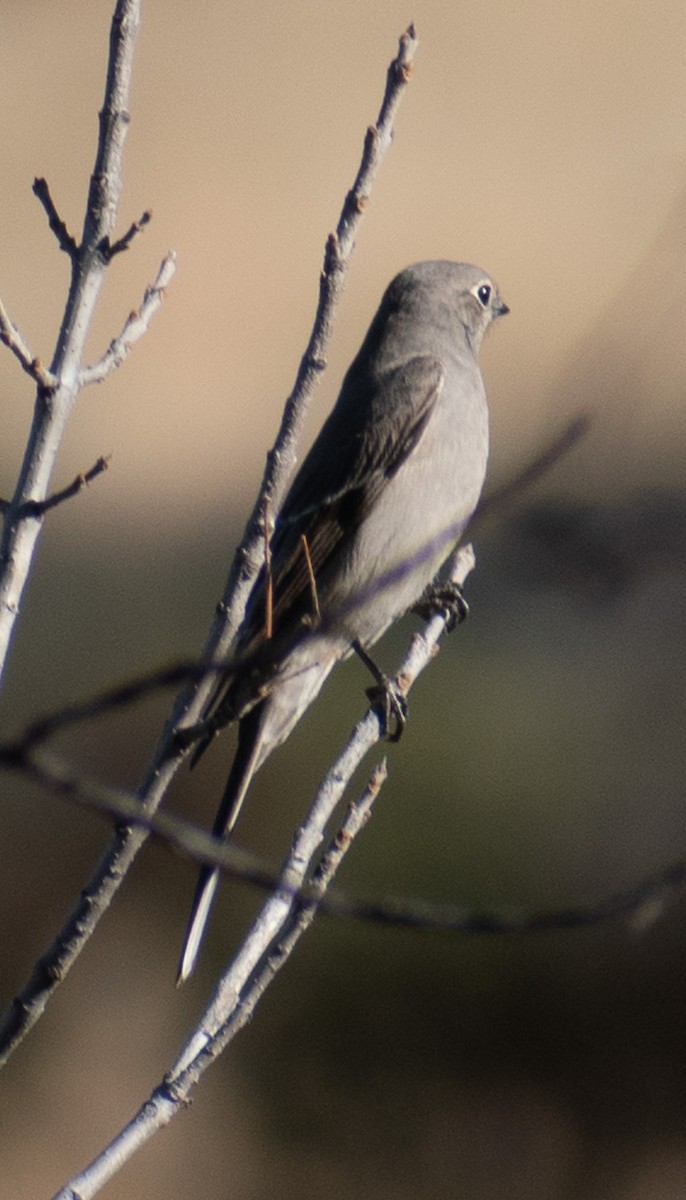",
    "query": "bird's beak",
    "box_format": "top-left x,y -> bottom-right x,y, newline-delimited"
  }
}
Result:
495,300 -> 510,318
